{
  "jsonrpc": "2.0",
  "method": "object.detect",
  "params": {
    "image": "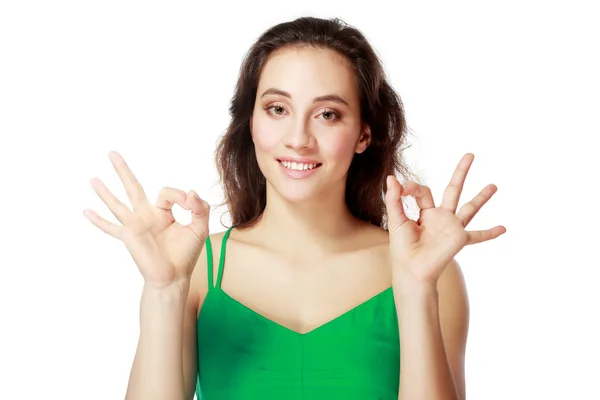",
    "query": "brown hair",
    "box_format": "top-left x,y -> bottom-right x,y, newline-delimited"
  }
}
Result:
215,17 -> 419,229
